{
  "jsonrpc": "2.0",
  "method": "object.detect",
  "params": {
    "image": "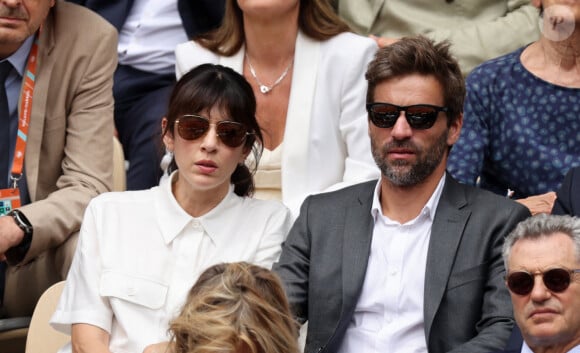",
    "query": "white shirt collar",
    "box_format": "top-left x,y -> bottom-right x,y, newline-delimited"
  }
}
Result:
371,173 -> 446,224
155,171 -> 242,246
522,341 -> 580,353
